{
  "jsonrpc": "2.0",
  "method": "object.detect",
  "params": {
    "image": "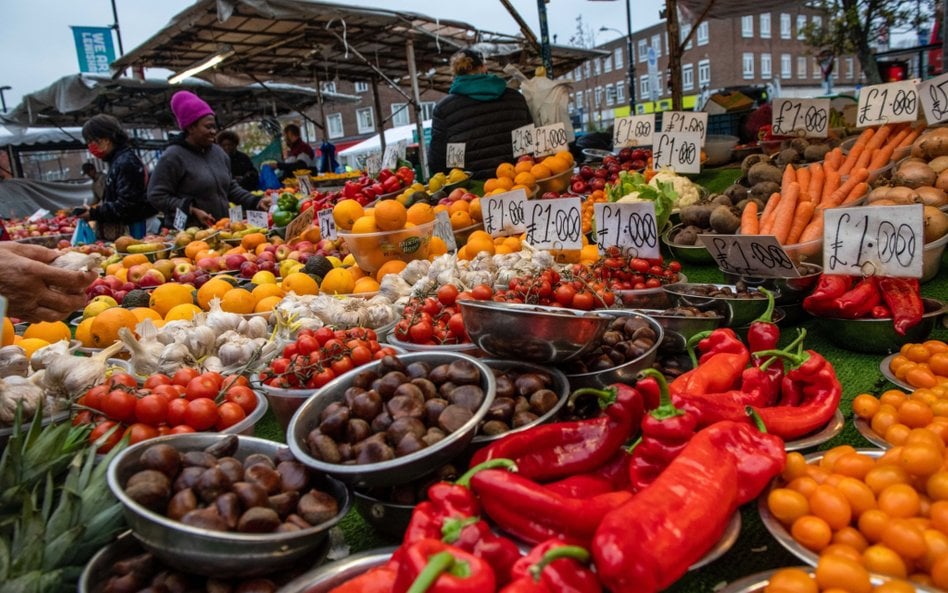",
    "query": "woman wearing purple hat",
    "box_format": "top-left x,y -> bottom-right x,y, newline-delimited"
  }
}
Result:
147,91 -> 272,228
